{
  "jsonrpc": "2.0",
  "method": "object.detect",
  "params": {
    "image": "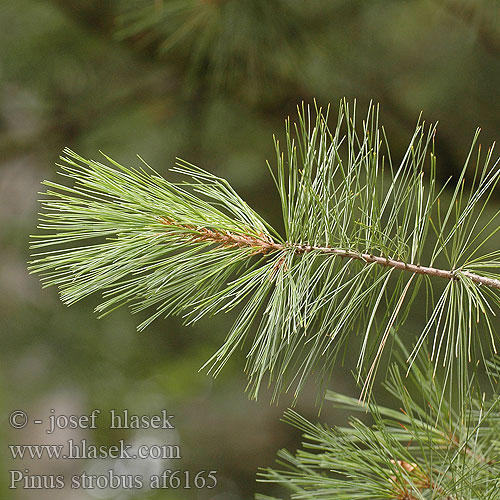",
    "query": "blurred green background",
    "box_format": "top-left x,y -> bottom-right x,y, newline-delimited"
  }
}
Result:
1,1 -> 499,499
